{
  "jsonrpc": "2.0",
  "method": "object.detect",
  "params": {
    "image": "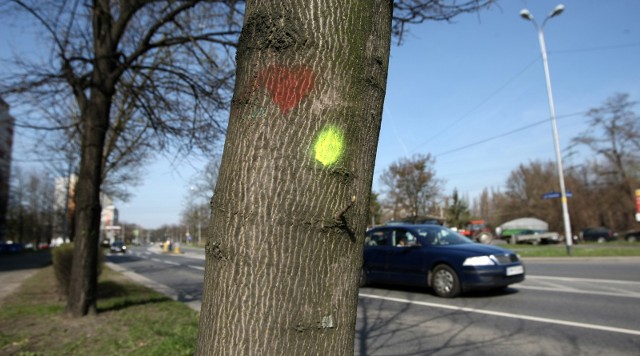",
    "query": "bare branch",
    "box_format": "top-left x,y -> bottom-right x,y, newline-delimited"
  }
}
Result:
392,0 -> 495,44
